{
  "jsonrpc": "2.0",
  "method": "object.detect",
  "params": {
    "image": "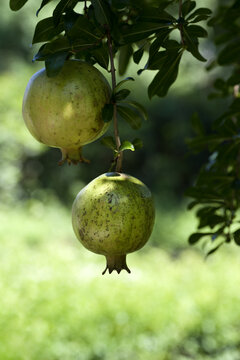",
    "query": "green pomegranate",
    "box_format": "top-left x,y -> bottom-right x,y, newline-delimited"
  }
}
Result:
22,60 -> 111,164
72,172 -> 155,274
